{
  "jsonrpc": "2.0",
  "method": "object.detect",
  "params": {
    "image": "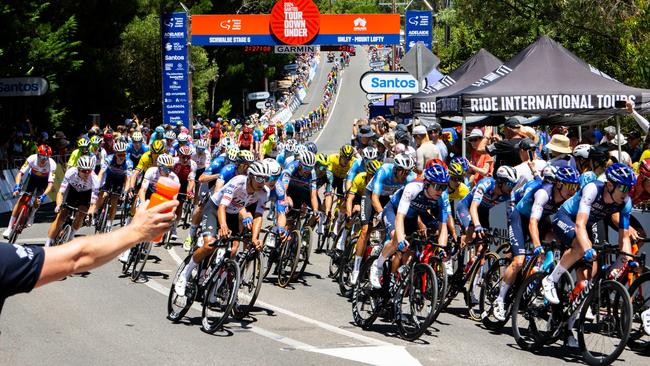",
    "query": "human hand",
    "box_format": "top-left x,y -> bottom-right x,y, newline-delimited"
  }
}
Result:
218,226 -> 232,239
129,199 -> 178,243
253,239 -> 264,251
626,100 -> 635,113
